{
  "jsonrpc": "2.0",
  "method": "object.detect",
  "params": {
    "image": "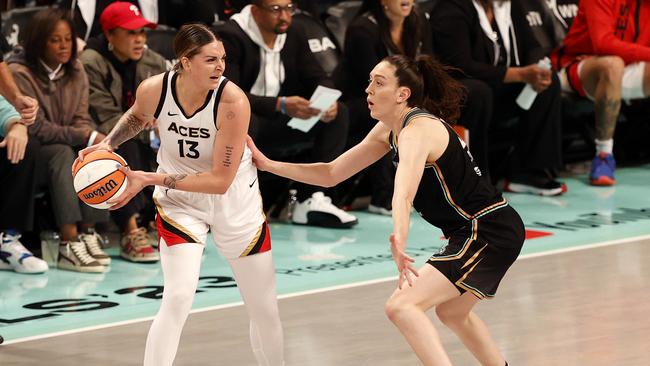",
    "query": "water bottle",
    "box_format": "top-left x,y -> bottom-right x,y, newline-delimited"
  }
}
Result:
40,230 -> 60,267
286,189 -> 298,223
516,57 -> 552,110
